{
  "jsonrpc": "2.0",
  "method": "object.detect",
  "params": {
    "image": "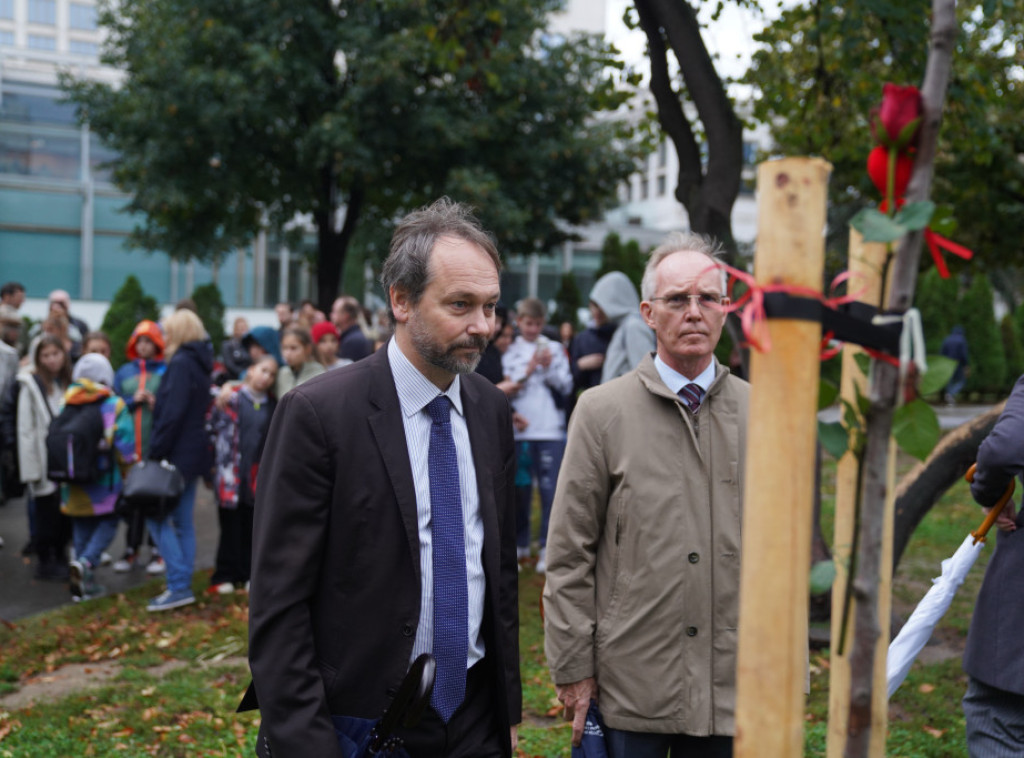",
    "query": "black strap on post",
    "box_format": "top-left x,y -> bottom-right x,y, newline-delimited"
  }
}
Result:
761,292 -> 901,358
